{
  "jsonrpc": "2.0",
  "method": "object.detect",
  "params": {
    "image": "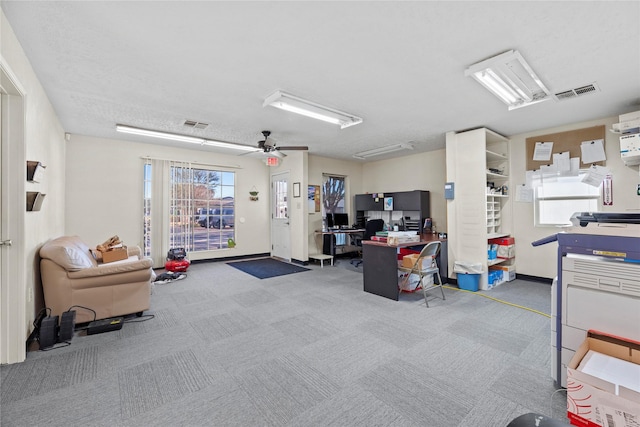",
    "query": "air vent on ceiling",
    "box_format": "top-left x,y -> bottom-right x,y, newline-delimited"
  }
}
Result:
554,83 -> 600,101
183,120 -> 209,129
